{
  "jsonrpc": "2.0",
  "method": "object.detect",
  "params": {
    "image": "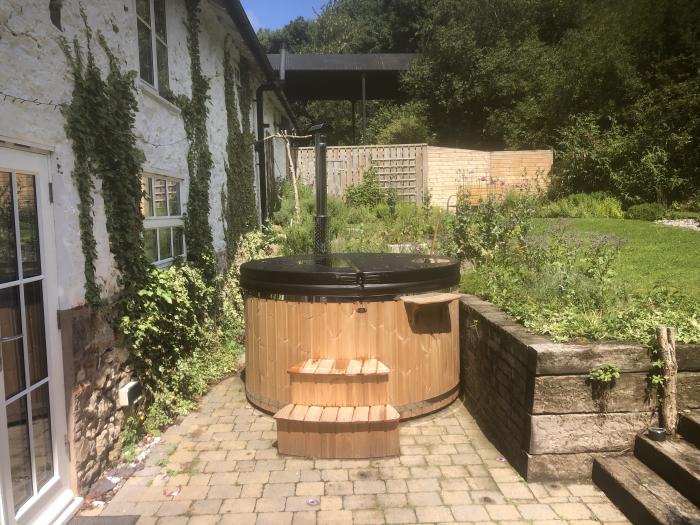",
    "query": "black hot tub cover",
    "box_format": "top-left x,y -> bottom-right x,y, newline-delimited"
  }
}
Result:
240,252 -> 460,297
